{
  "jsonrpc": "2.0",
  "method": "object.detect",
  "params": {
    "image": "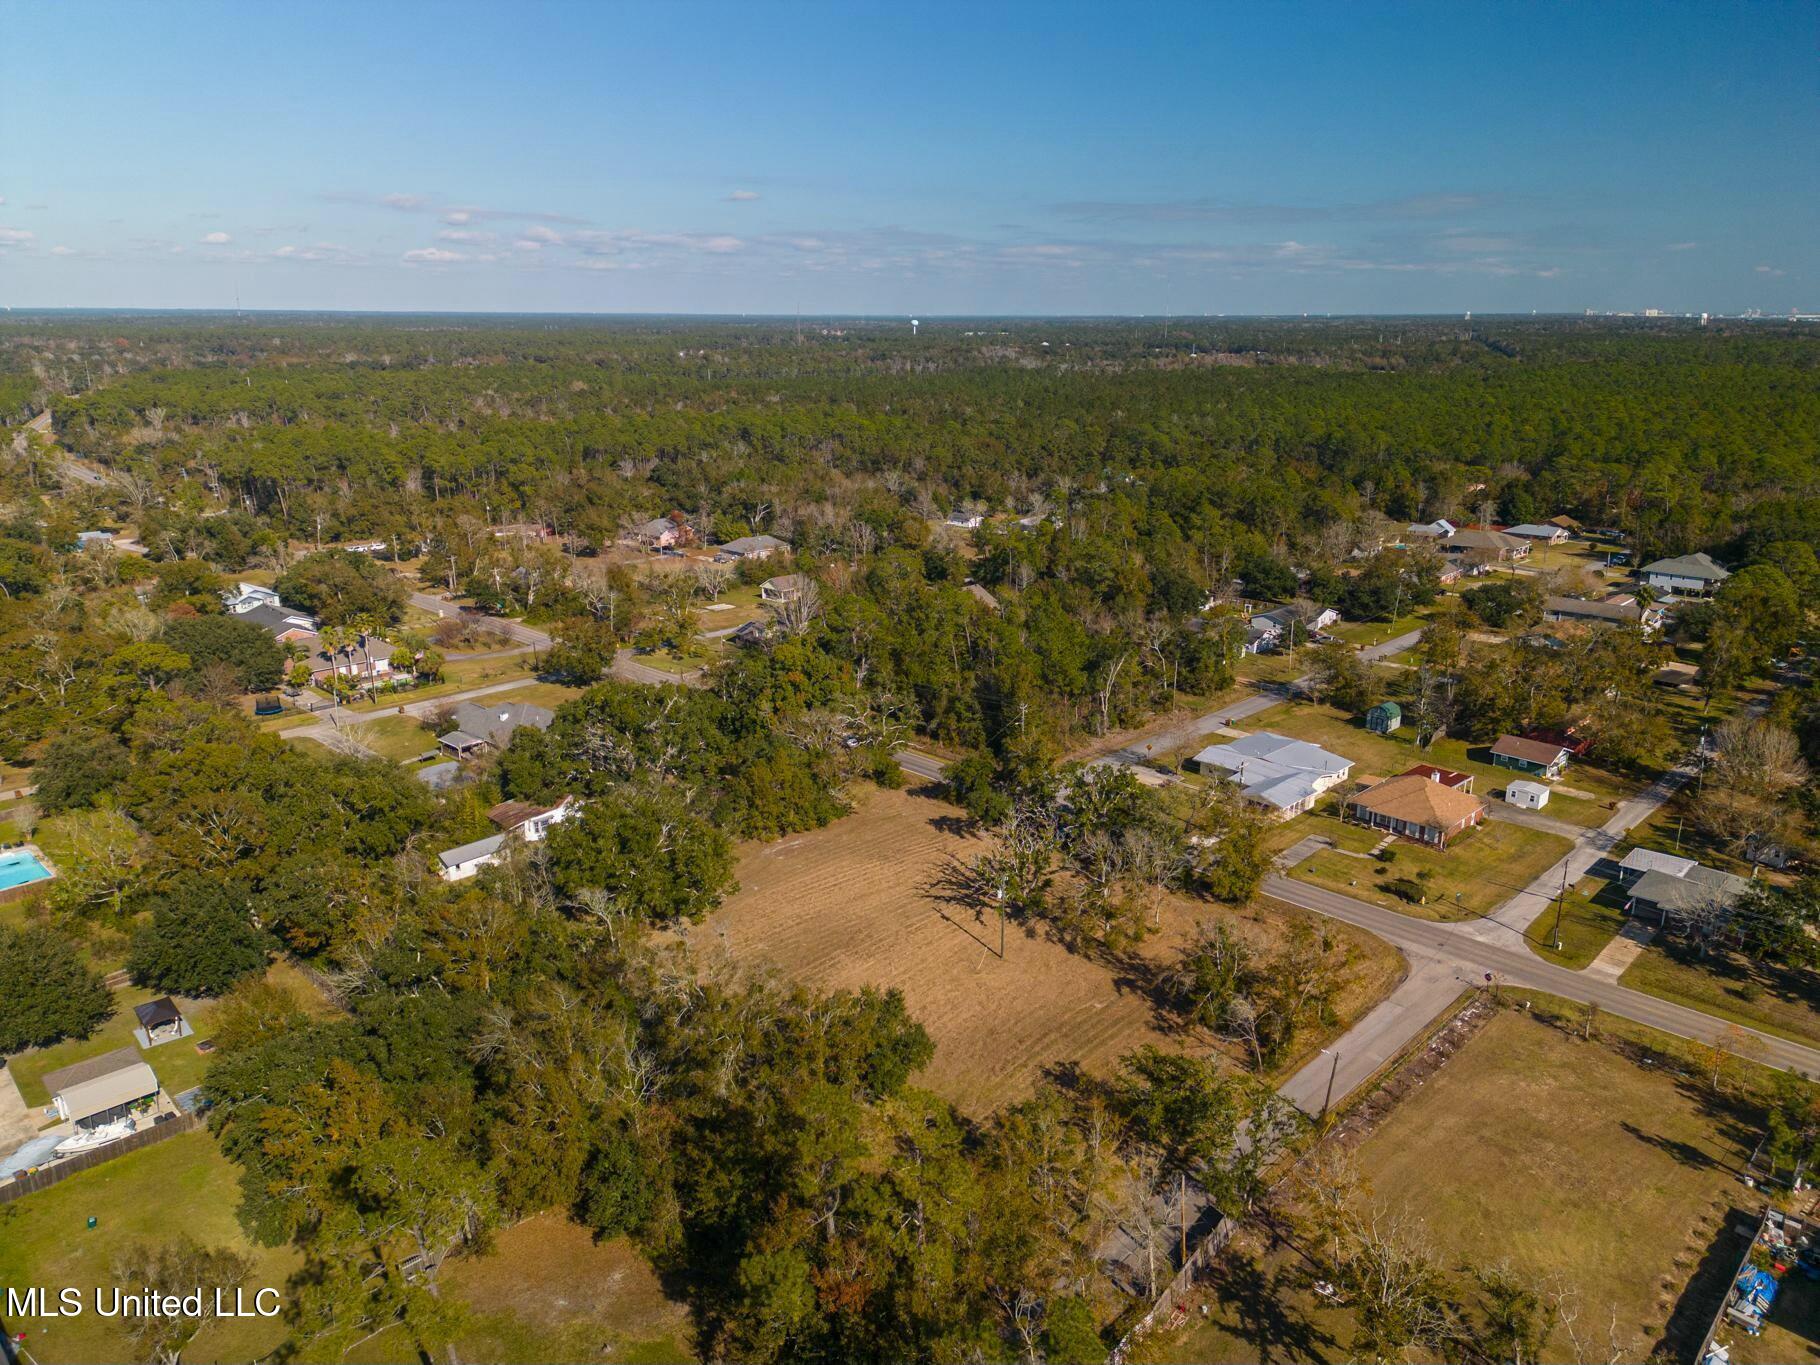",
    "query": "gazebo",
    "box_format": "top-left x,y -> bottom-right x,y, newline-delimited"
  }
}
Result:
132,997 -> 191,1048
